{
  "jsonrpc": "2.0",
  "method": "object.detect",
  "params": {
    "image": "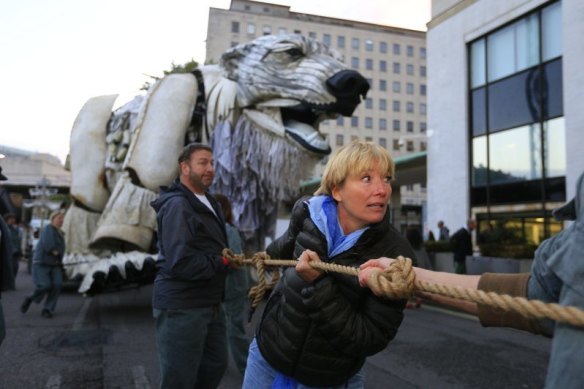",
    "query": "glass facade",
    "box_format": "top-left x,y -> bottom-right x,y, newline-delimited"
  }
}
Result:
469,1 -> 564,243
